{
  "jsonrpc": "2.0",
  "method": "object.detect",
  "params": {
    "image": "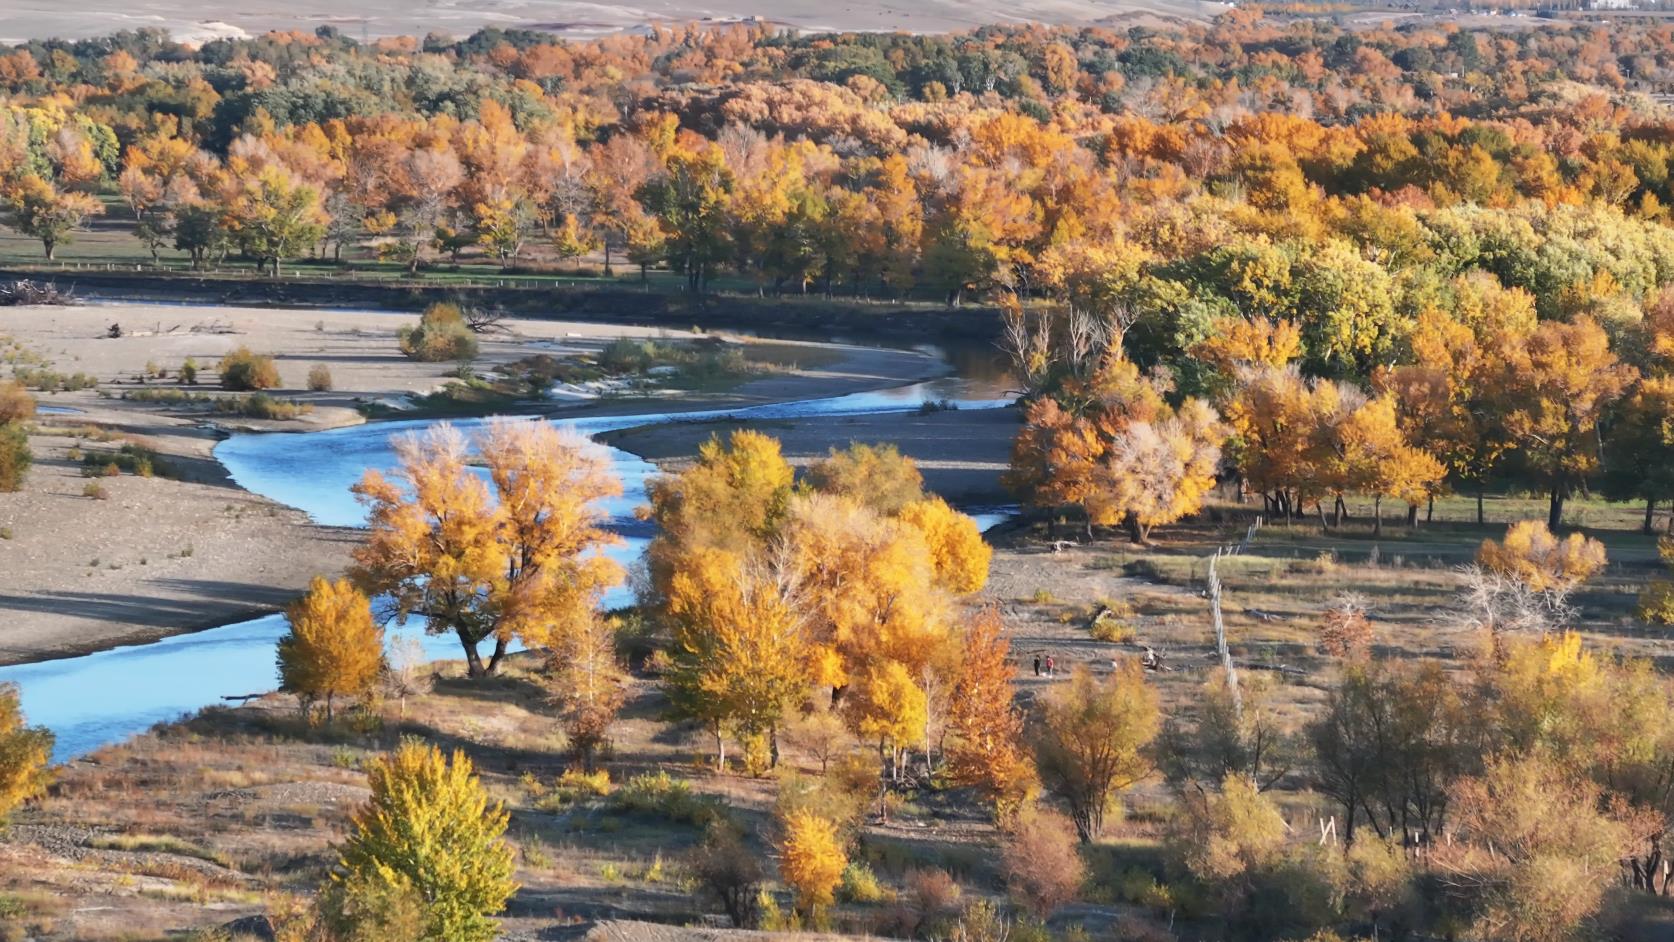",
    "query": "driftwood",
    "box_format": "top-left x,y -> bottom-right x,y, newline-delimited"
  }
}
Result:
0,279 -> 72,306
220,693 -> 264,703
